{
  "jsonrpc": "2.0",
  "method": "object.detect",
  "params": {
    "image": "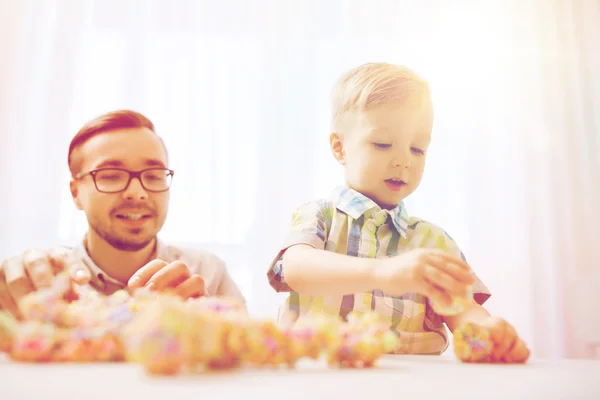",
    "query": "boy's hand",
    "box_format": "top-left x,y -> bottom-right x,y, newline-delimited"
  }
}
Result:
479,316 -> 530,363
374,249 -> 475,308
